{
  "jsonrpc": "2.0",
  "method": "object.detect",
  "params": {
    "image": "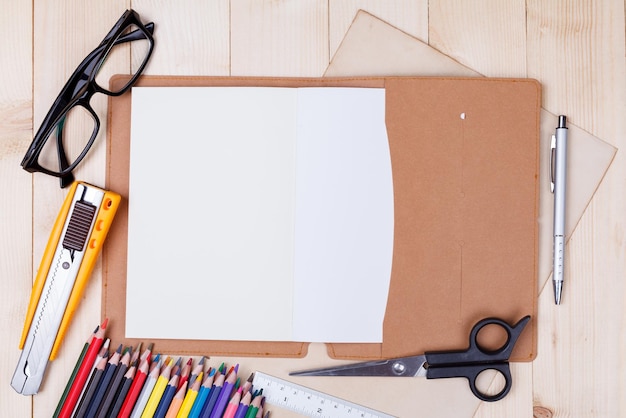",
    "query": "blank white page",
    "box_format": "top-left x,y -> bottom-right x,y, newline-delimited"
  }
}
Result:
293,88 -> 393,342
125,86 -> 393,343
